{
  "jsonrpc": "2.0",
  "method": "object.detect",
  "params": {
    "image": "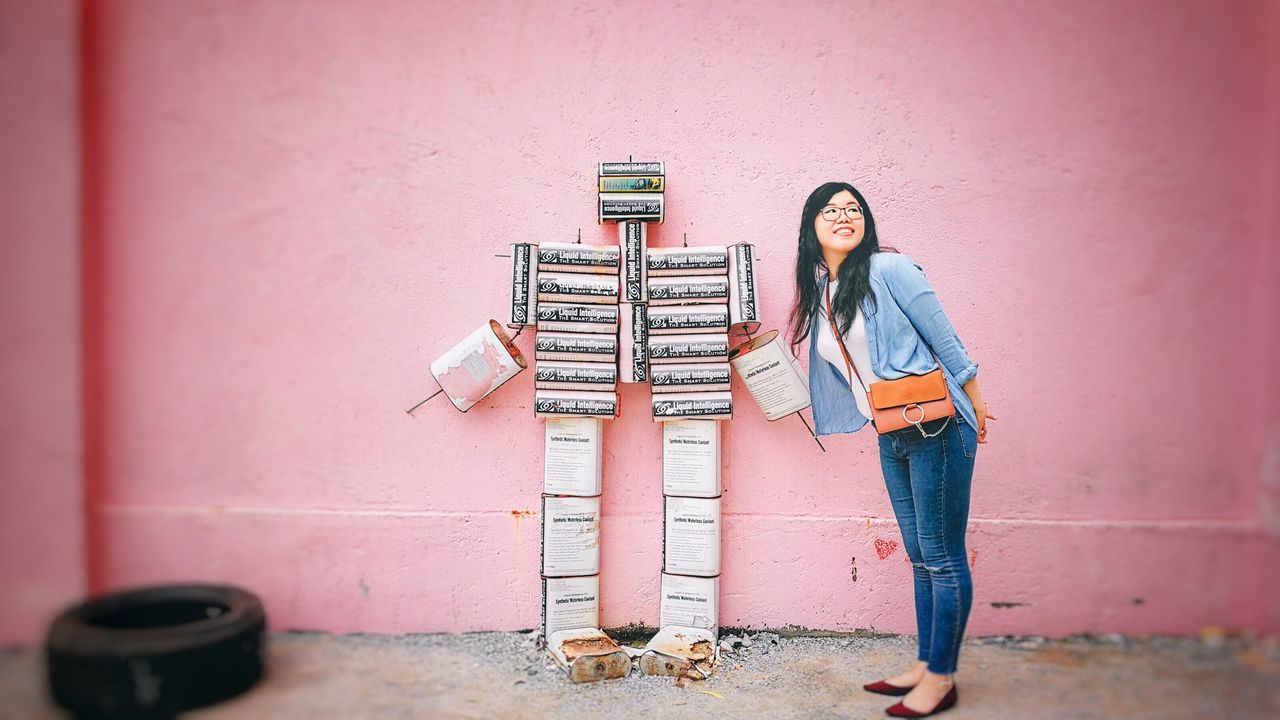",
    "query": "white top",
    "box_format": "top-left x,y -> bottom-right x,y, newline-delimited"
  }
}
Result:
815,279 -> 883,418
